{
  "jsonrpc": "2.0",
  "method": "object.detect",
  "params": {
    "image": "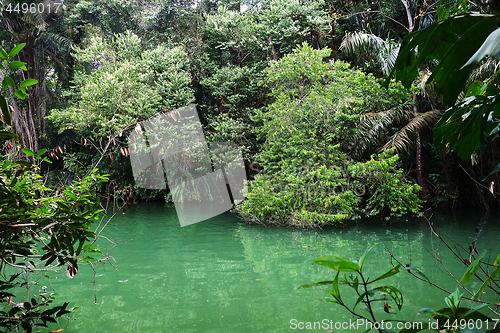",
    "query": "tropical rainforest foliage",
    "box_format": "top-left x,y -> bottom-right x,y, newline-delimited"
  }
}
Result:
2,0 -> 500,330
0,0 -> 499,221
